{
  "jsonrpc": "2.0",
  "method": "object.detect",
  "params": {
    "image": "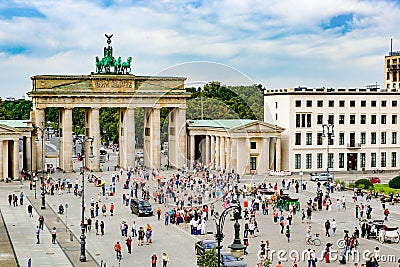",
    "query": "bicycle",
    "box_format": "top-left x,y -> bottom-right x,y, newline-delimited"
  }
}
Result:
305,233 -> 321,246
